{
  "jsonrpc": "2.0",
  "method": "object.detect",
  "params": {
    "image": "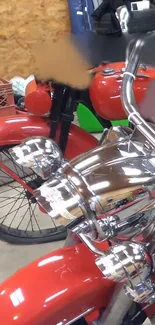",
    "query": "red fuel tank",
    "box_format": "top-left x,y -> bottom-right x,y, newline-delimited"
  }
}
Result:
90,62 -> 155,121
